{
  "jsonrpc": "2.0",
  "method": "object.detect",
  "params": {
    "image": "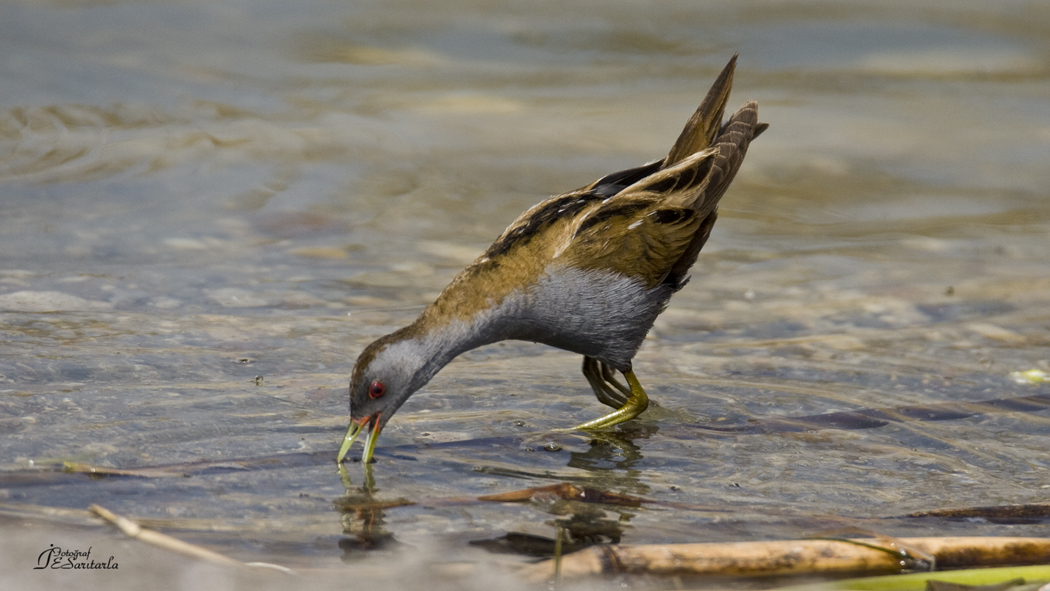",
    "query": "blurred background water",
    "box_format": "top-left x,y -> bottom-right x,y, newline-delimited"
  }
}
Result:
1,0 -> 1049,588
